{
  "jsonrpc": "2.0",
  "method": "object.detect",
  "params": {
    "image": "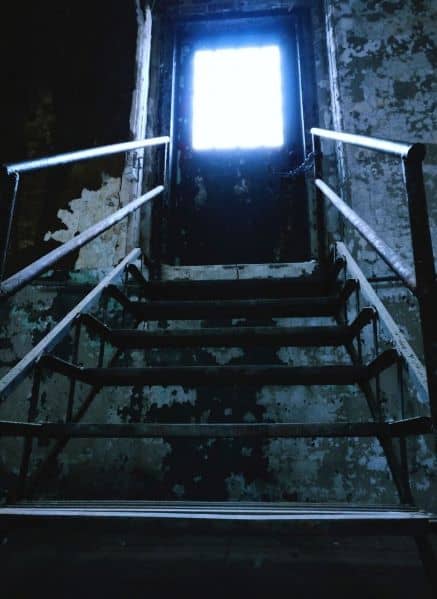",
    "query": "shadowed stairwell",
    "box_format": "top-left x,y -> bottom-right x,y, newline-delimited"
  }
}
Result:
0,126 -> 436,597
